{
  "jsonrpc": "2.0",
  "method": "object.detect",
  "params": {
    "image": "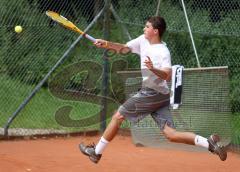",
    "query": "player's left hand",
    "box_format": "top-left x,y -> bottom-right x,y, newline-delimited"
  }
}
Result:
144,56 -> 154,70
